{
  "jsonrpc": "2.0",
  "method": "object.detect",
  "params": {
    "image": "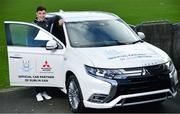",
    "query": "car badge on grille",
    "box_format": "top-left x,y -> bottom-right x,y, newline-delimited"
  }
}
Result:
141,68 -> 151,76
